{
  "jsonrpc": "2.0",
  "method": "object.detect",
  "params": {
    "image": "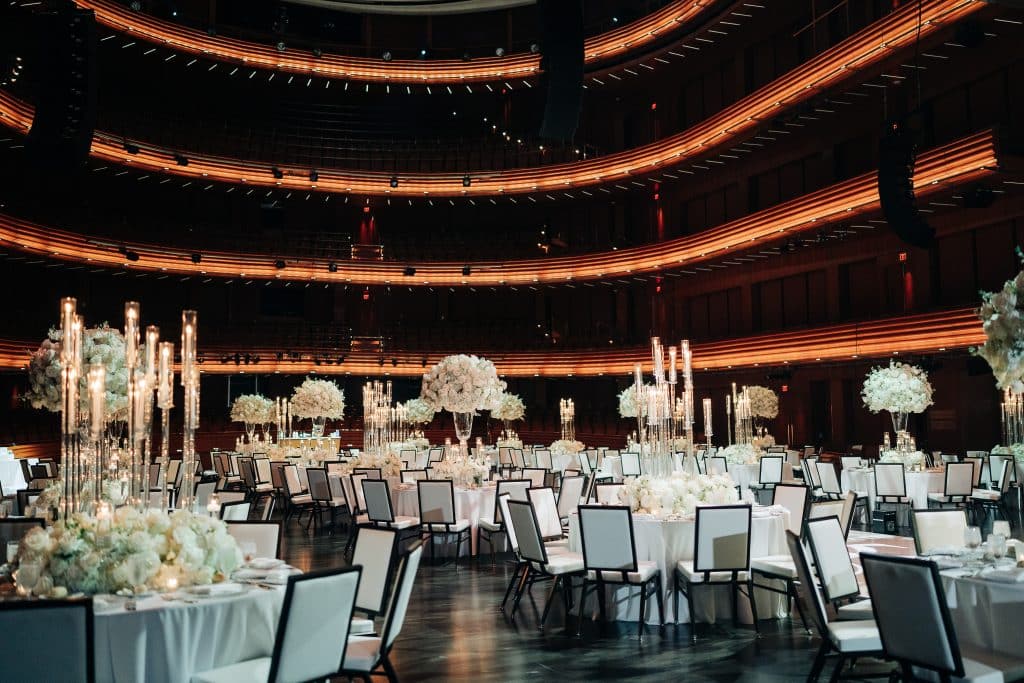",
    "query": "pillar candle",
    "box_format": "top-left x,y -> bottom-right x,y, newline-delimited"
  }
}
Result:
703,398 -> 713,438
